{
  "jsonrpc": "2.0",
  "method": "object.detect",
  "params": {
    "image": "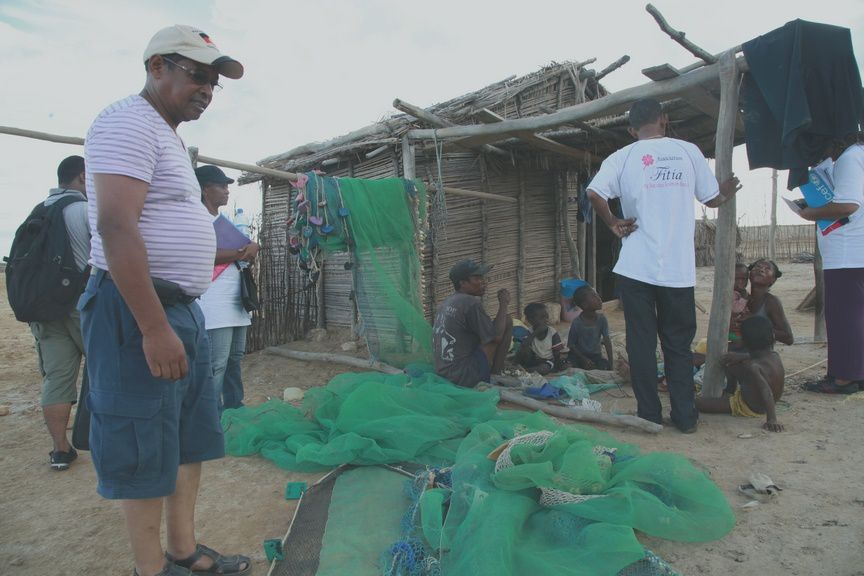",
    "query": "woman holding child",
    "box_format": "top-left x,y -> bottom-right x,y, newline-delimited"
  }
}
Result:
798,134 -> 864,394
743,259 -> 793,346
